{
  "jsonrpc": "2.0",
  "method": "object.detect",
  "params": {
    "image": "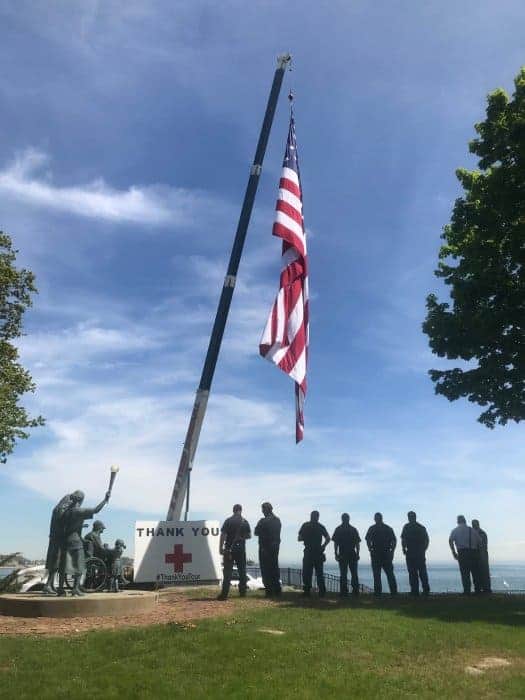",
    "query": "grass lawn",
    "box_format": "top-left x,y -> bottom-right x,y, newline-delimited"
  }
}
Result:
1,591 -> 525,699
